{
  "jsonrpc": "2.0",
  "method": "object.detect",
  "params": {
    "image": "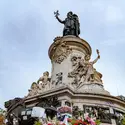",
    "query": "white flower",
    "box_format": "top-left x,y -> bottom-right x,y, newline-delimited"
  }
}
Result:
84,112 -> 89,119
